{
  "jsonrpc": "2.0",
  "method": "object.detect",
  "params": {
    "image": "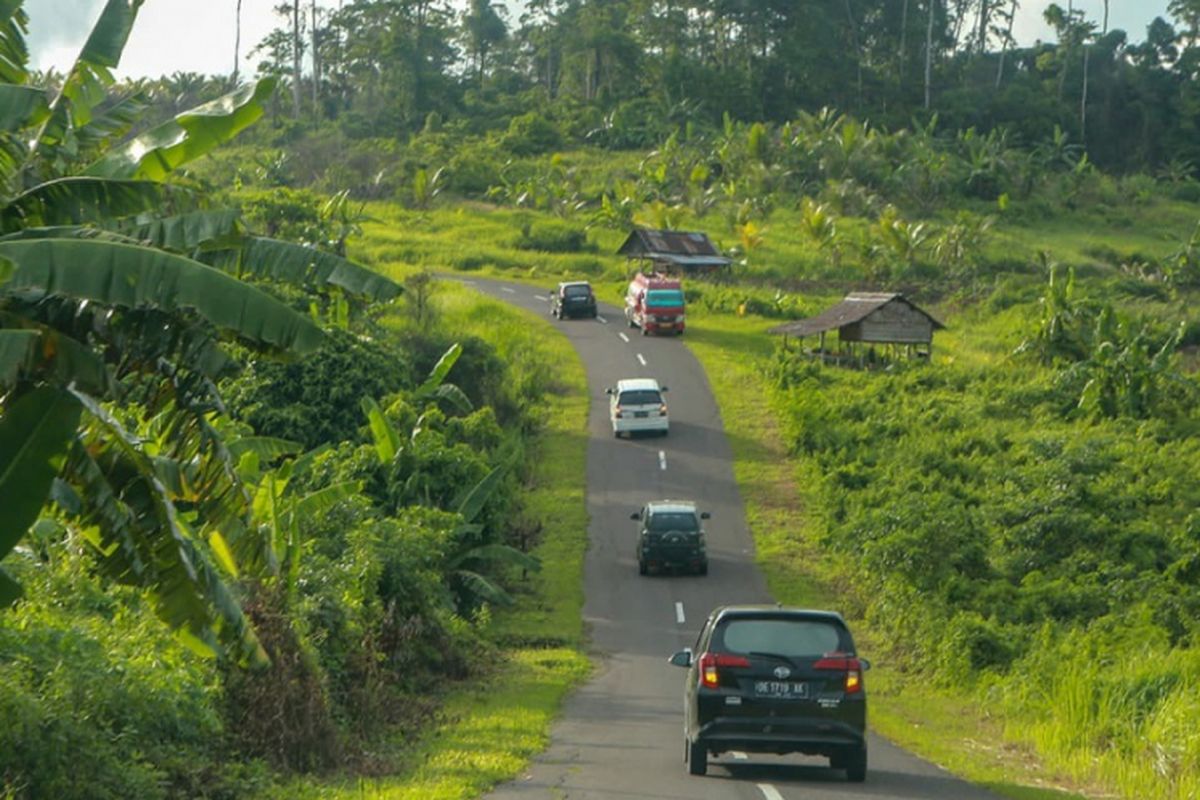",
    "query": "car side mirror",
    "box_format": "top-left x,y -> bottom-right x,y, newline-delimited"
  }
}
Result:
668,649 -> 693,668
859,657 -> 872,671
660,386 -> 669,392
605,388 -> 614,395
700,512 -> 711,520
630,512 -> 640,520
